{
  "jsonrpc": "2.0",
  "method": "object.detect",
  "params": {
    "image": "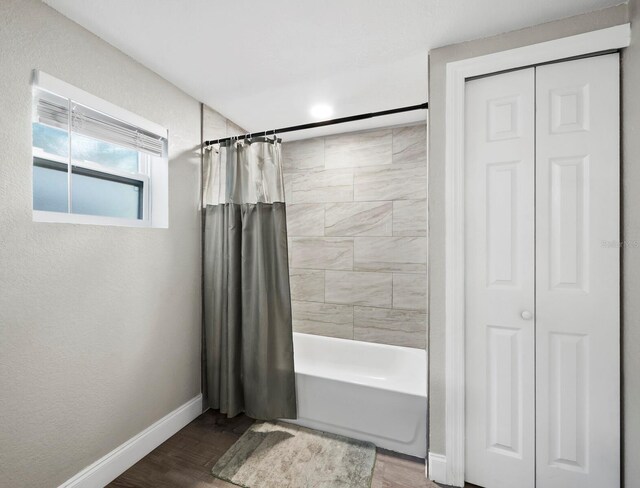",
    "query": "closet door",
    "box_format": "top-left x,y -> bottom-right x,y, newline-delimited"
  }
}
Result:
535,54 -> 620,488
464,68 -> 536,488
